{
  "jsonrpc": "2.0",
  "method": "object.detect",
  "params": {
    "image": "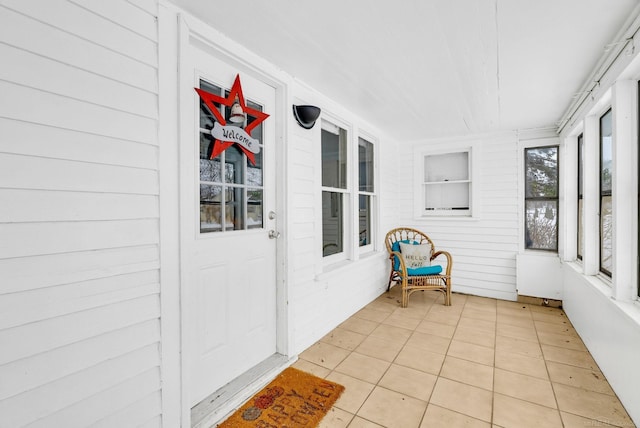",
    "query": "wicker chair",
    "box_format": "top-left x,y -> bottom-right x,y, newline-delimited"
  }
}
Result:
384,227 -> 452,308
